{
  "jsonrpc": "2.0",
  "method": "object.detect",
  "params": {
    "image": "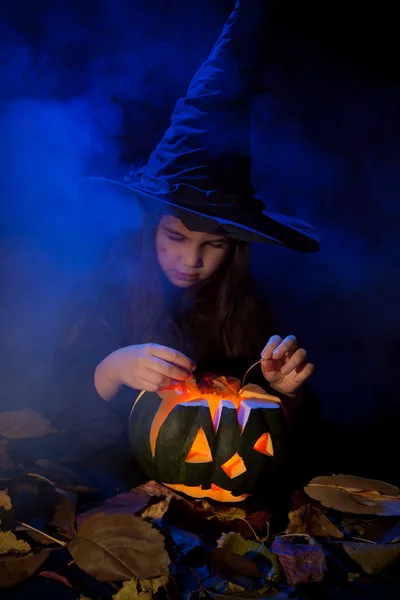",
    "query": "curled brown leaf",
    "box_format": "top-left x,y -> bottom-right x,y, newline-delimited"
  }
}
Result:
68,512 -> 170,581
271,536 -> 327,586
0,409 -> 56,439
341,542 -> 400,576
286,505 -> 343,539
0,531 -> 31,554
0,549 -> 51,588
